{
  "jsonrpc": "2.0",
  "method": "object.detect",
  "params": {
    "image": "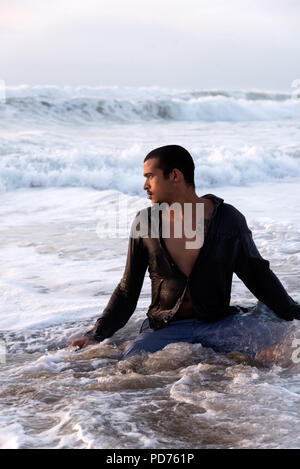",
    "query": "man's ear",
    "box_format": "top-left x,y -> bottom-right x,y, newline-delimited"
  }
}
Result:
172,168 -> 182,183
